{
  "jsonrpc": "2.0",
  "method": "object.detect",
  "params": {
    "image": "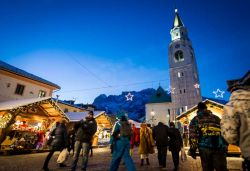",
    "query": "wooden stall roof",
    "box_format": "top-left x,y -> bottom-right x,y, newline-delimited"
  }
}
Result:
176,99 -> 224,125
0,97 -> 69,121
66,111 -> 113,128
